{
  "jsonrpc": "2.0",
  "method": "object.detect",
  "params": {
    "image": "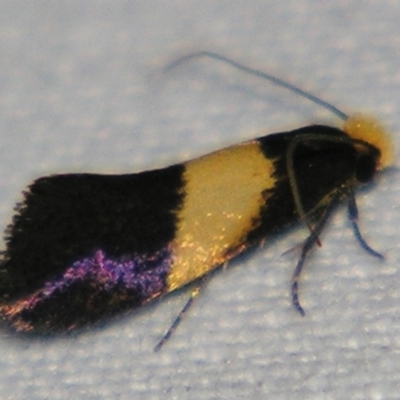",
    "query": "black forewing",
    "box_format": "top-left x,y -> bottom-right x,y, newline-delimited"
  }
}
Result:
0,164 -> 184,297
